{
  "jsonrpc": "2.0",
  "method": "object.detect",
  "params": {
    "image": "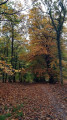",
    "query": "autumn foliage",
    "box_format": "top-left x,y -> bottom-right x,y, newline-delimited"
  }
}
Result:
0,1 -> 67,83
22,7 -> 59,83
